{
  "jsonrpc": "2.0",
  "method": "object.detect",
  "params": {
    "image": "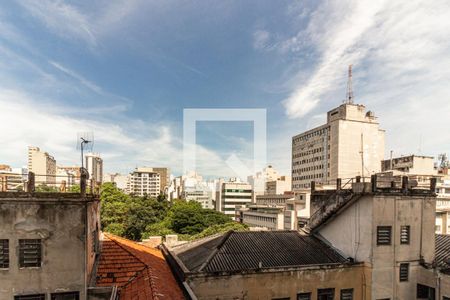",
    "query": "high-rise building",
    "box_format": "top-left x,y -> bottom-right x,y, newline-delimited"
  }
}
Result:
152,167 -> 170,193
127,167 -> 161,197
292,103 -> 385,190
85,153 -> 103,185
219,178 -> 252,218
27,146 -> 56,185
